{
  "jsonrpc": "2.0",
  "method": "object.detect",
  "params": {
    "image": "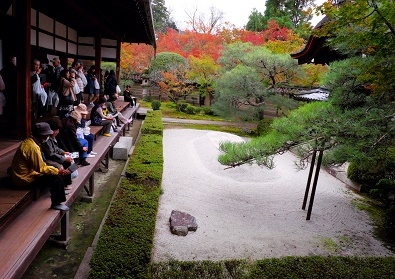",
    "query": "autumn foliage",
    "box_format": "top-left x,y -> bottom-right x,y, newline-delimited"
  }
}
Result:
120,21 -> 306,74
120,21 -> 327,101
